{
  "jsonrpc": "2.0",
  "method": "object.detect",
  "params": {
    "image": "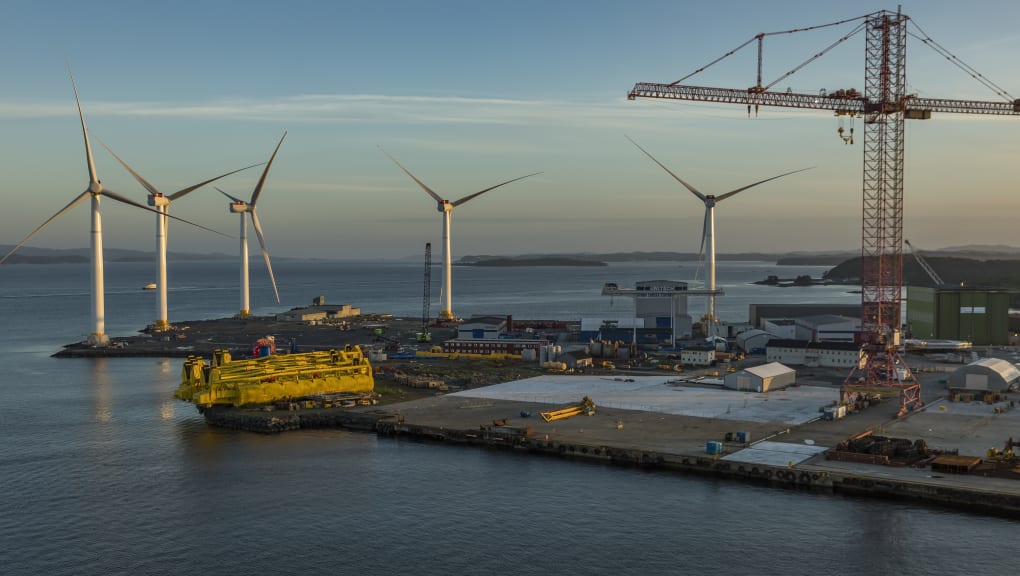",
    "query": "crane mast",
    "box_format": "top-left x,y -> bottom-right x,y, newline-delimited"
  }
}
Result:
419,242 -> 432,343
628,9 -> 1020,416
